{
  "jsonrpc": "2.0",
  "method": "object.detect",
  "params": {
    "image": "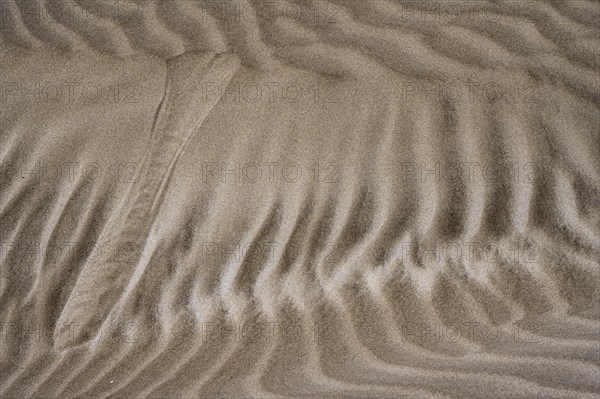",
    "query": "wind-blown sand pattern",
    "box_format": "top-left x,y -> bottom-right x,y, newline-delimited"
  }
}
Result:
0,1 -> 599,398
